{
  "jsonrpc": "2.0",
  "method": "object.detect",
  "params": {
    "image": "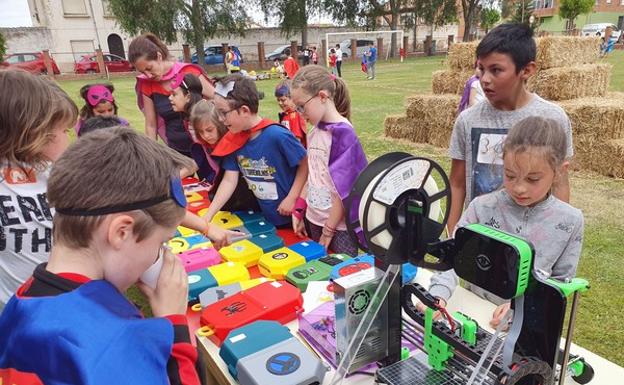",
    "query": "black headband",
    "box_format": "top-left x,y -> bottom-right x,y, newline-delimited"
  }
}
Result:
54,177 -> 187,217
